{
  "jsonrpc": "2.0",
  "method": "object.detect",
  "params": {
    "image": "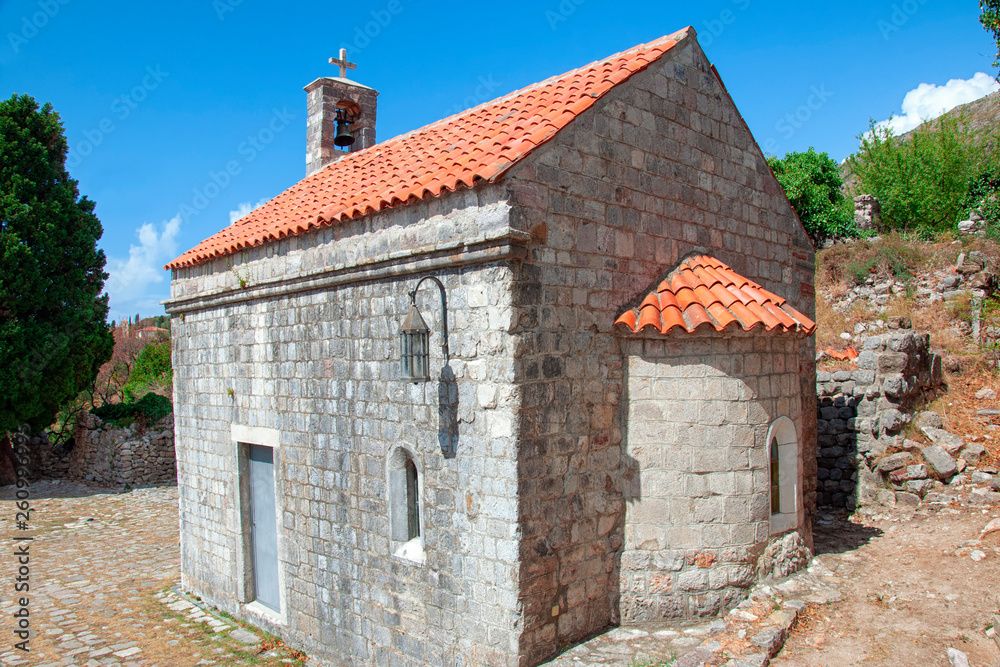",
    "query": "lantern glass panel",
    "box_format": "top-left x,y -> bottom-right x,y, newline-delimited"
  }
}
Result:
400,328 -> 430,383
